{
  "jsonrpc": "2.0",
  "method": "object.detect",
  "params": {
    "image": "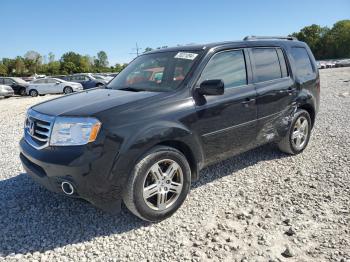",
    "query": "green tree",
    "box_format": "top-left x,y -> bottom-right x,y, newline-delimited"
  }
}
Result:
96,51 -> 109,67
79,55 -> 91,72
48,52 -> 55,63
0,63 -> 7,76
328,20 -> 350,58
143,47 -> 153,53
292,24 -> 329,59
24,50 -> 42,74
47,61 -> 61,75
14,56 -> 26,76
62,61 -> 77,74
